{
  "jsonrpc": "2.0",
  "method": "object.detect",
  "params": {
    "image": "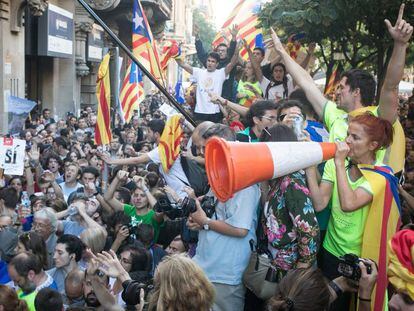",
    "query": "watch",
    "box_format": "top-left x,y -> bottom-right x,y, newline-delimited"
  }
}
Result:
203,218 -> 211,231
